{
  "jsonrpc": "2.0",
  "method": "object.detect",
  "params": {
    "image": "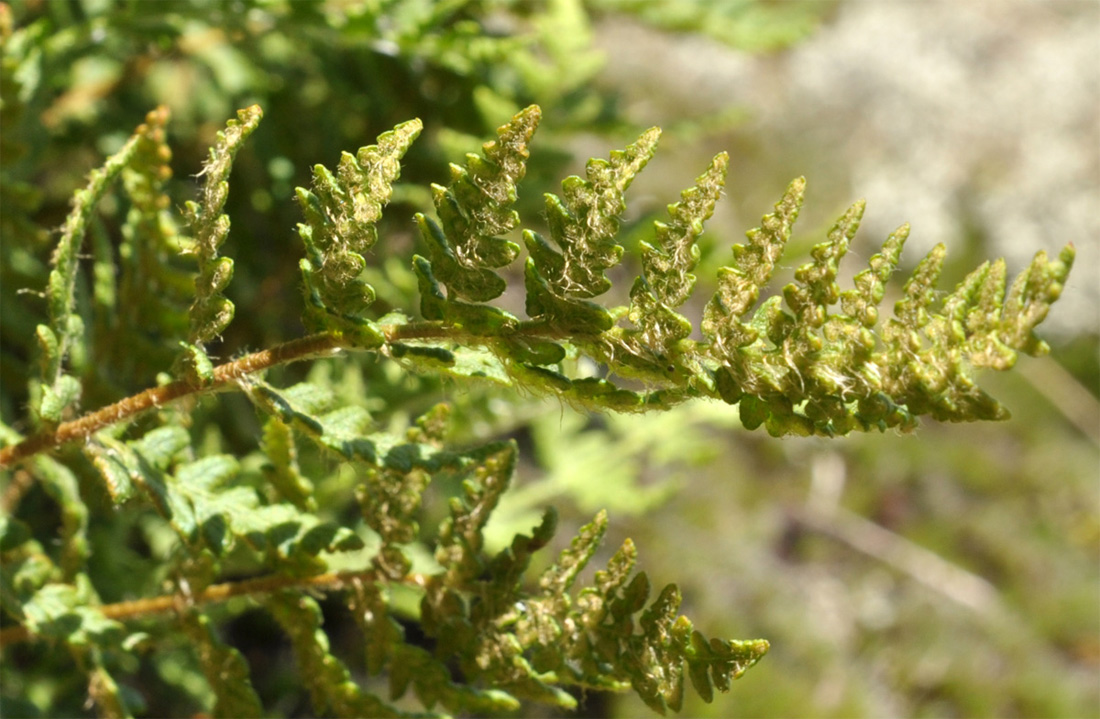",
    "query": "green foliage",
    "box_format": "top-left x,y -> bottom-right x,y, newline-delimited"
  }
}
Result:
31,109 -> 174,427
0,96 -> 1073,717
416,104 -> 538,308
377,108 -> 1070,436
628,151 -> 728,351
0,4 -> 1082,714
